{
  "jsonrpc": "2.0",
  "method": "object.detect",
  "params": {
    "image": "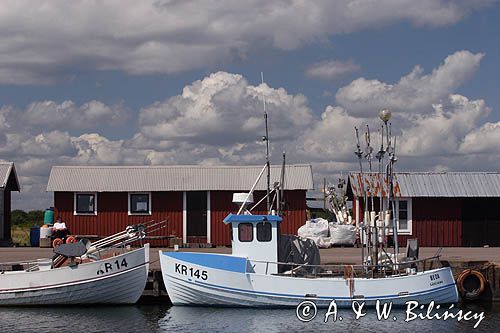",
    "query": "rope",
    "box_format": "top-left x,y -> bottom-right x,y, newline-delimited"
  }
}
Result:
344,265 -> 355,297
